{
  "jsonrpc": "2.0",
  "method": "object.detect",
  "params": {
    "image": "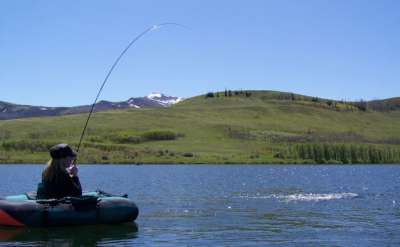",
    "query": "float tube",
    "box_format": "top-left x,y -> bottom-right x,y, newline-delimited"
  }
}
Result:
0,191 -> 139,227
